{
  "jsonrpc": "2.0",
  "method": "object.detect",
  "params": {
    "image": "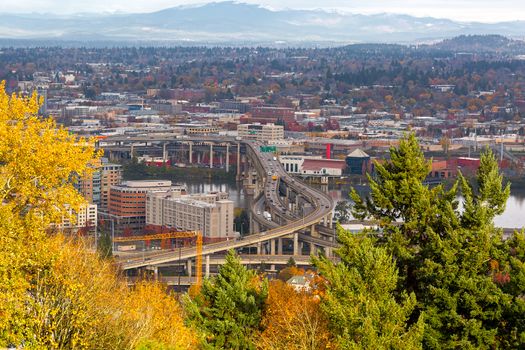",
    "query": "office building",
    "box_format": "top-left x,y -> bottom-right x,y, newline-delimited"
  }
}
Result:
237,123 -> 284,142
146,191 -> 234,239
58,204 -> 98,235
99,161 -> 122,212
109,180 -> 185,234
75,158 -> 122,212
